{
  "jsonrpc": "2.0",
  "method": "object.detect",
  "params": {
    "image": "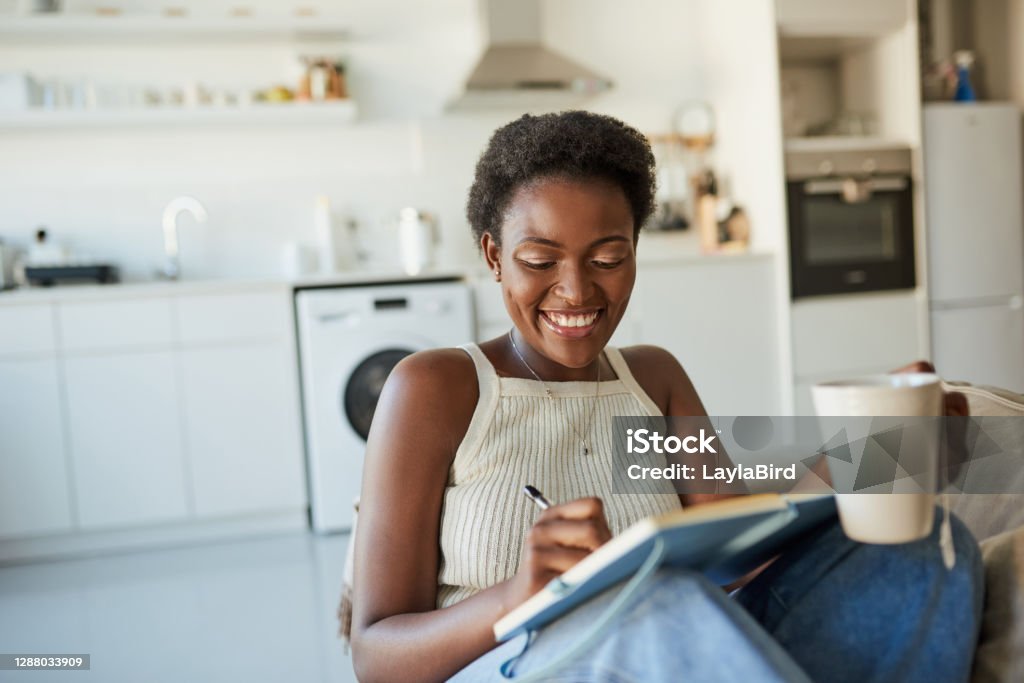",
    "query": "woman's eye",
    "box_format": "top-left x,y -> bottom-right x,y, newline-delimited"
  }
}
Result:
518,259 -> 555,270
592,259 -> 625,269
